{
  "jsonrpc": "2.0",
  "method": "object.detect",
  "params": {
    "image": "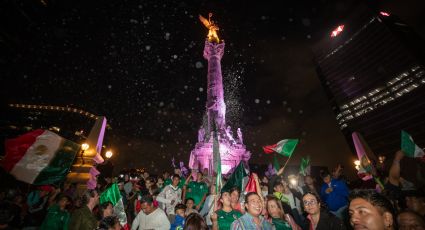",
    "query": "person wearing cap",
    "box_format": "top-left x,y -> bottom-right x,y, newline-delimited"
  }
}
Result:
131,195 -> 170,230
320,170 -> 349,219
